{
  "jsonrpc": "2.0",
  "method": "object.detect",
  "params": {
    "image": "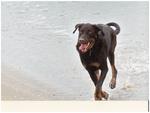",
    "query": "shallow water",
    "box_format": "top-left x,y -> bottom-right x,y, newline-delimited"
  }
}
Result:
1,1 -> 149,100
